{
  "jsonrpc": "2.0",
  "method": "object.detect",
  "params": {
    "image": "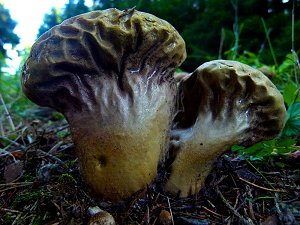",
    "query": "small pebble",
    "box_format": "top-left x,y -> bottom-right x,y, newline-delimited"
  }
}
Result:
175,217 -> 210,225
157,209 -> 172,225
88,206 -> 116,225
